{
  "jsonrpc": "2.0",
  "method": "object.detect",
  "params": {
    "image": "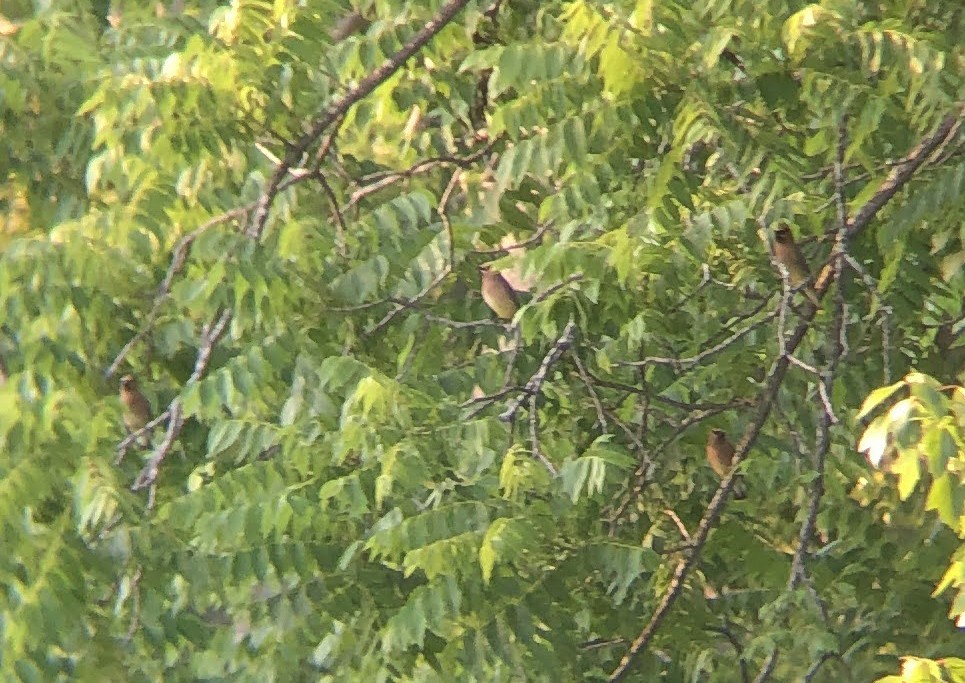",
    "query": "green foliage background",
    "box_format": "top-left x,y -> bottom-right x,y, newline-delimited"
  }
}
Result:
1,0 -> 964,681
